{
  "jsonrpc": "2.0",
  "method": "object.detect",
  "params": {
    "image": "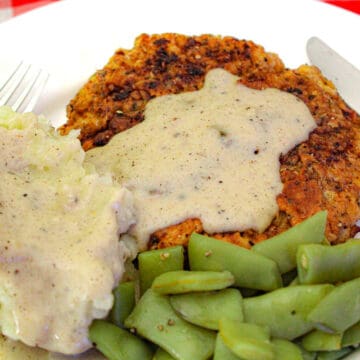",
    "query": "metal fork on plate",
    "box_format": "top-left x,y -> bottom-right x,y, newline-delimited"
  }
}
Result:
0,62 -> 49,113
